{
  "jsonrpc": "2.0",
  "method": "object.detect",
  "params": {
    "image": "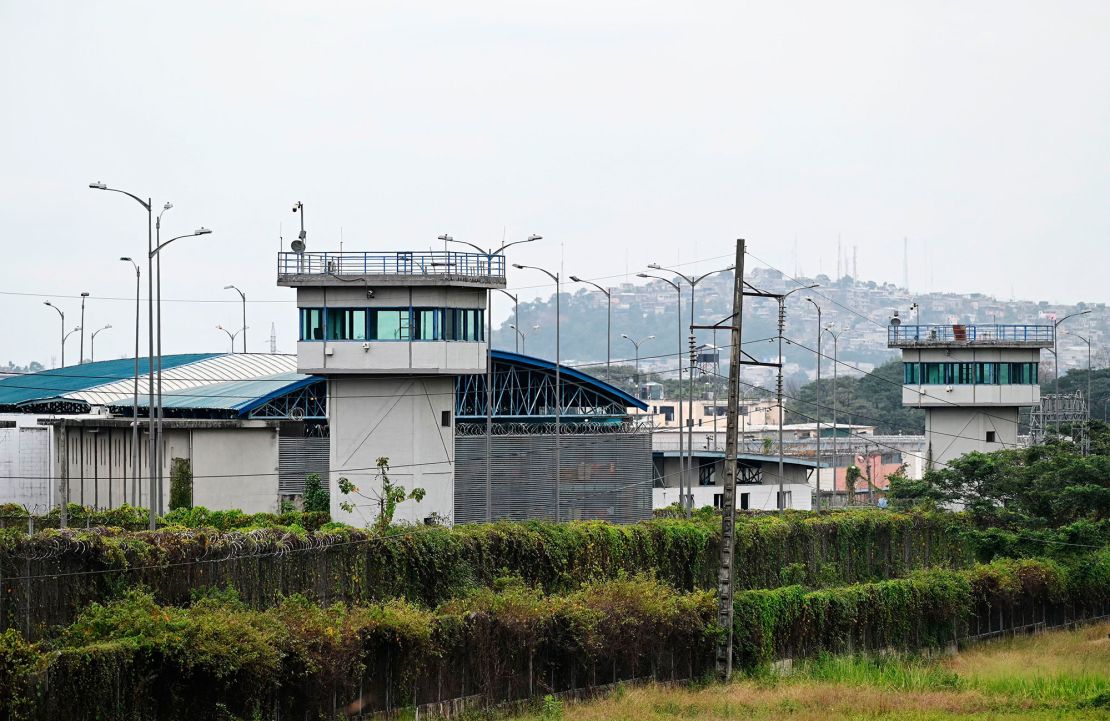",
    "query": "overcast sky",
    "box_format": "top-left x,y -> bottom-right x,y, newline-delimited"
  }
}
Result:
2,1 -> 1107,366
